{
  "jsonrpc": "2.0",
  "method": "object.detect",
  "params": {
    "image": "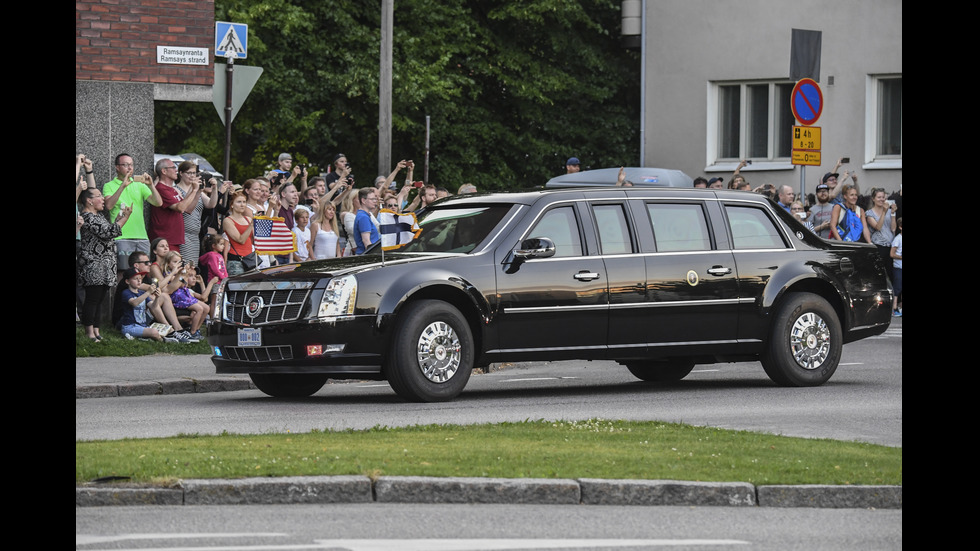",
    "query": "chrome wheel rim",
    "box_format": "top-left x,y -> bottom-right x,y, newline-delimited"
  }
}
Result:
416,321 -> 462,383
789,312 -> 831,370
